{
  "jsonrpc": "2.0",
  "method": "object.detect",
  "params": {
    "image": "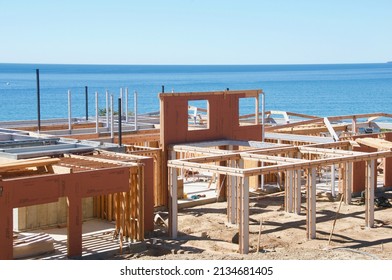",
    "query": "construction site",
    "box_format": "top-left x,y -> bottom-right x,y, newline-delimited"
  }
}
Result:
2,89 -> 392,260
